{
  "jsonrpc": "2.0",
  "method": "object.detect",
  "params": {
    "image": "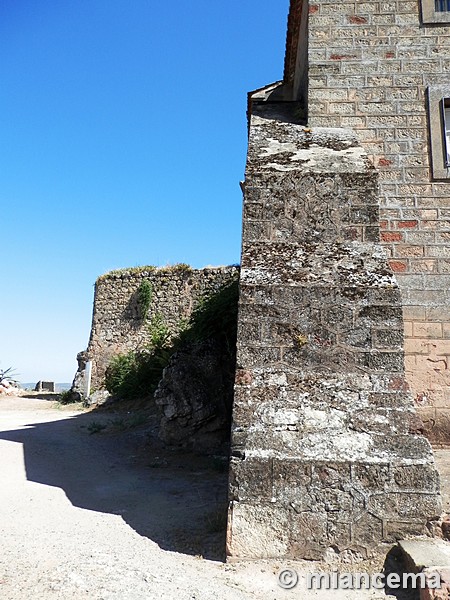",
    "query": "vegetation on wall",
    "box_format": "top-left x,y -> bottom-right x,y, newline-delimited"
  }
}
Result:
104,312 -> 172,400
178,279 -> 239,358
104,279 -> 239,401
97,263 -> 193,282
137,280 -> 153,320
